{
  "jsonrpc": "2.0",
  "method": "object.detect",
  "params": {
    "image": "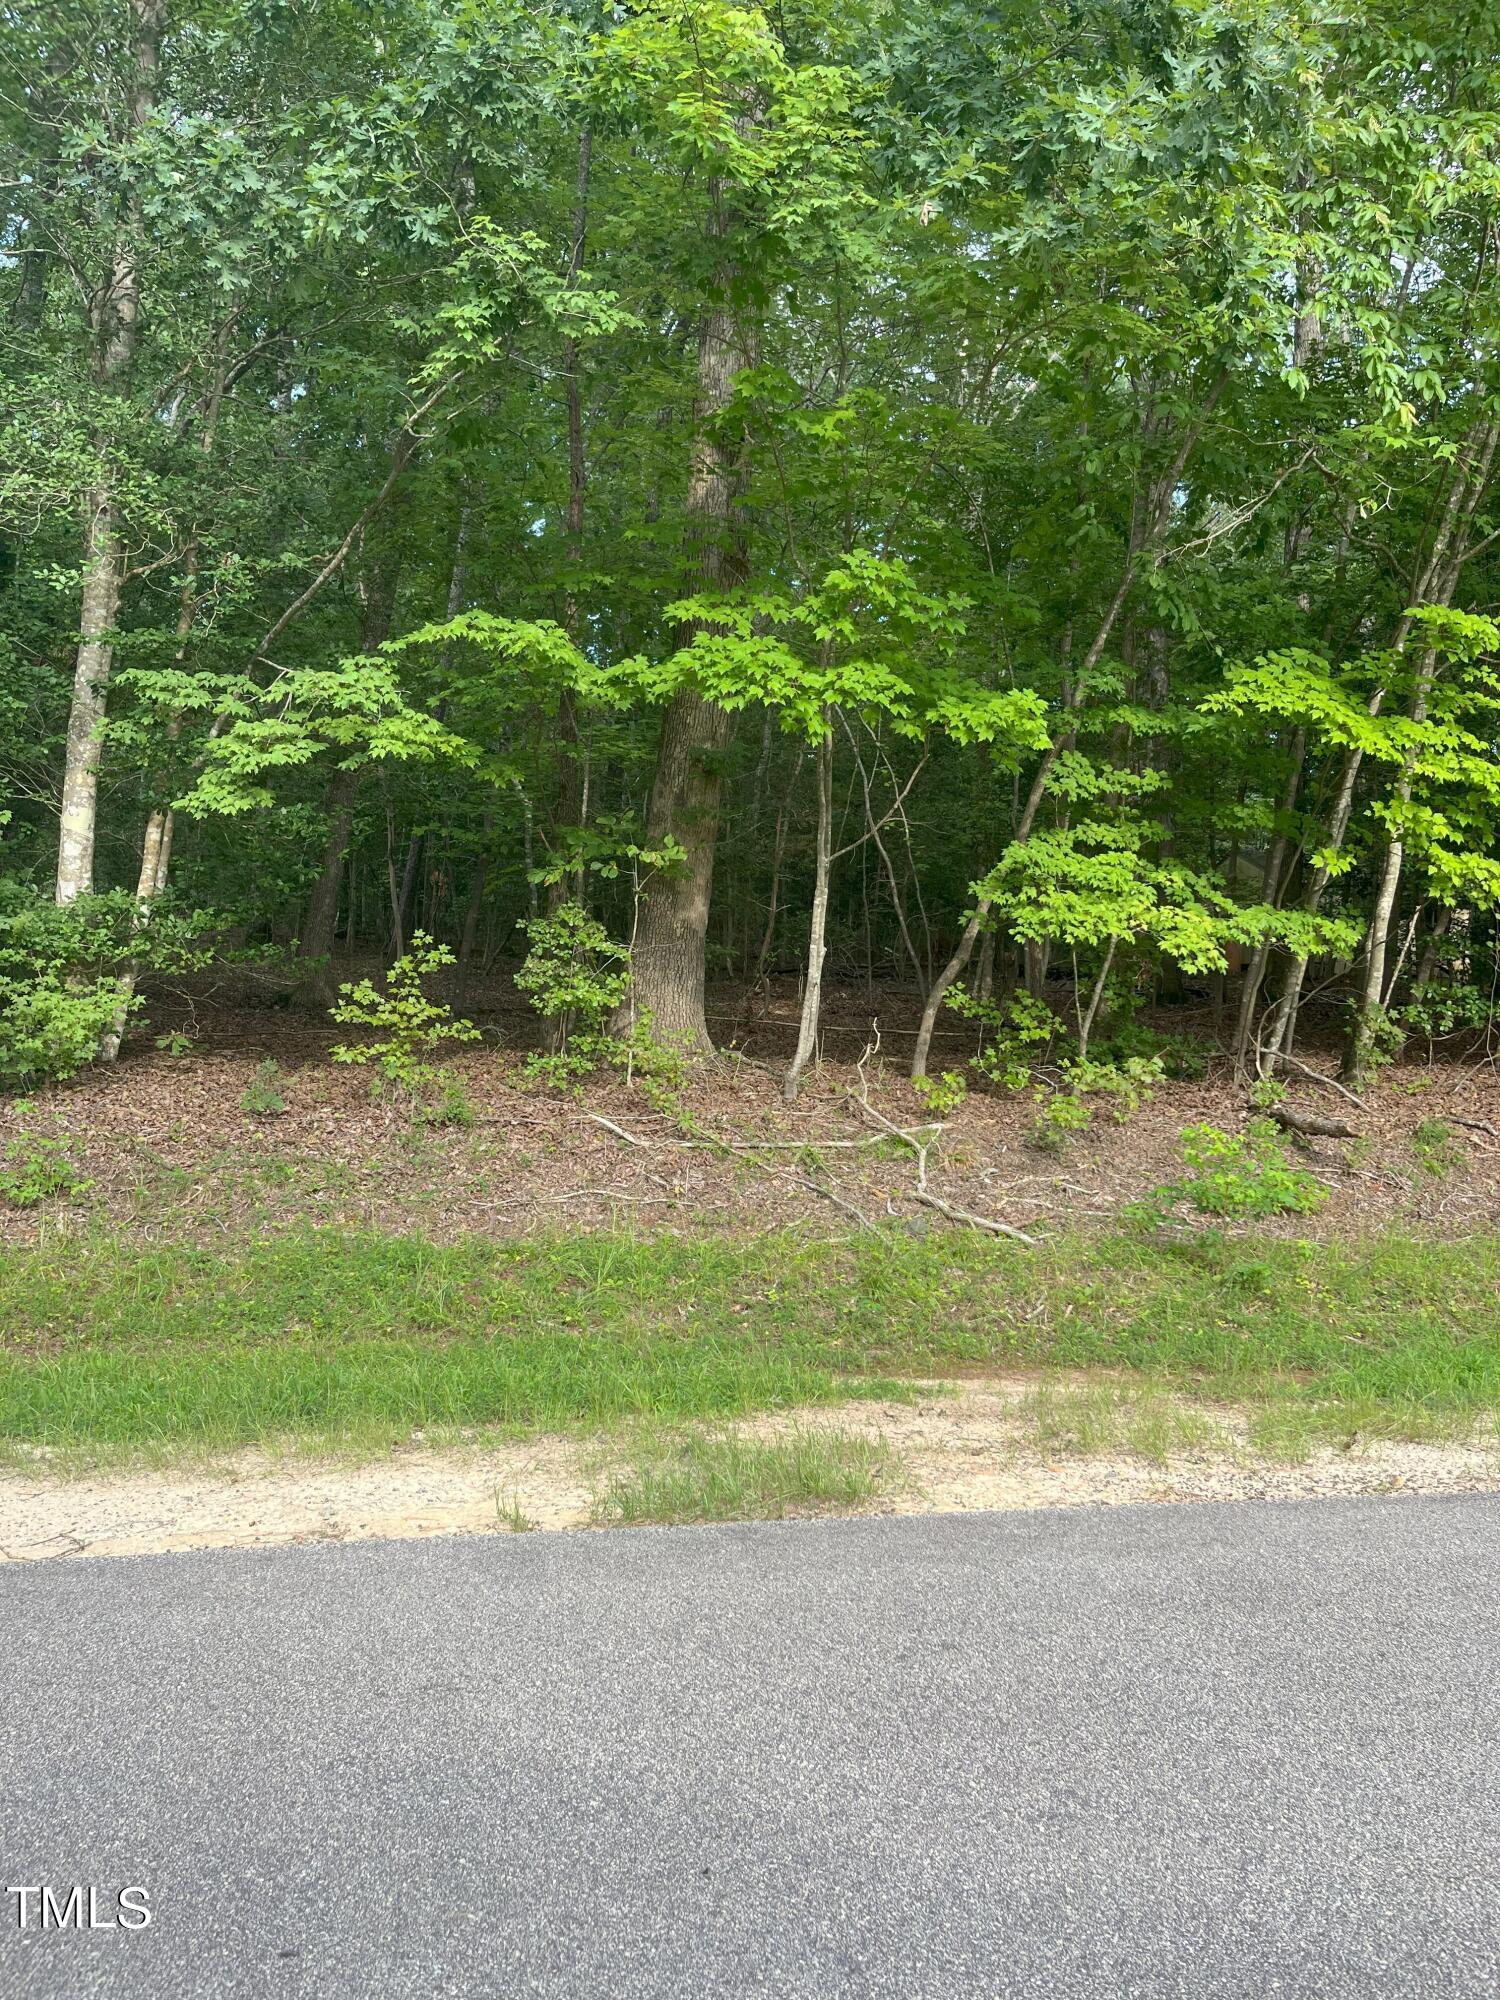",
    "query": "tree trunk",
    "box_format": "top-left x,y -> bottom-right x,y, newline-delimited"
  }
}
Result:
784,720 -> 833,1101
1232,728 -> 1307,1070
551,126 -> 592,910
53,0 -> 166,906
614,168 -> 755,1053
